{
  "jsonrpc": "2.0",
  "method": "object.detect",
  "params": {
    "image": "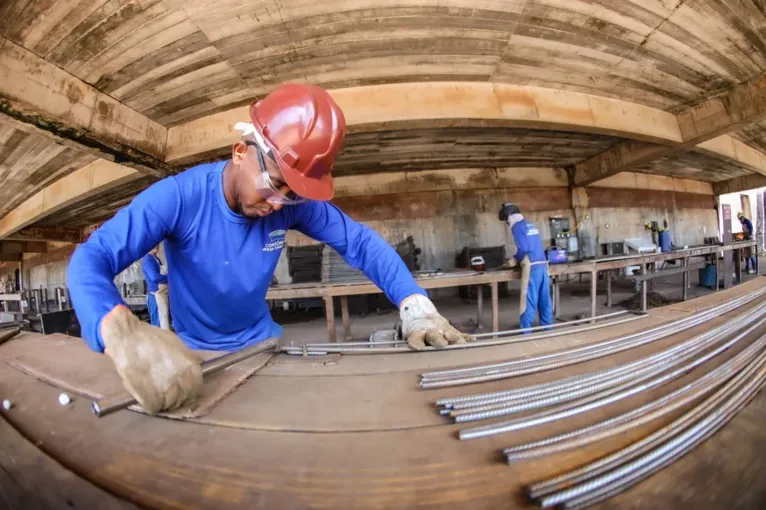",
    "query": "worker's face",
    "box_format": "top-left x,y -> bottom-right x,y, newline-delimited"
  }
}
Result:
231,140 -> 290,218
